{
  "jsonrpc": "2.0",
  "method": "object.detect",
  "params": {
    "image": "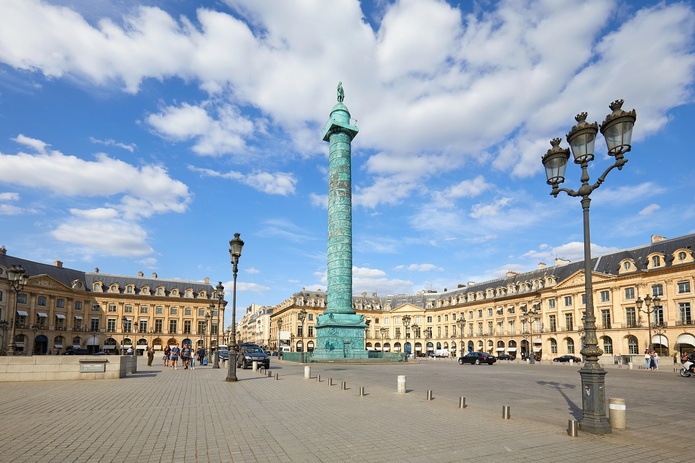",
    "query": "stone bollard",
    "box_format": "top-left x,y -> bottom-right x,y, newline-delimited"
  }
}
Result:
628,362 -> 633,370
359,386 -> 365,397
252,361 -> 258,371
267,370 -> 273,377
426,390 -> 433,401
397,375 -> 407,394
328,378 -> 333,386
275,373 -> 279,380
609,398 -> 626,430
304,366 -> 311,379
502,405 -> 510,419
341,381 -> 346,390
459,397 -> 466,409
317,374 -> 321,383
